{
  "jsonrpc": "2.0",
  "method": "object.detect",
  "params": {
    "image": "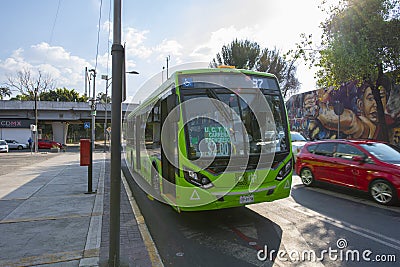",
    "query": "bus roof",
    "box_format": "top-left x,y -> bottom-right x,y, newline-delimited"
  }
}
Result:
174,68 -> 276,78
127,68 -> 278,116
